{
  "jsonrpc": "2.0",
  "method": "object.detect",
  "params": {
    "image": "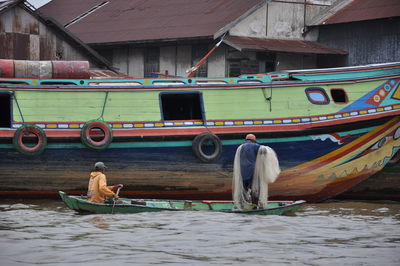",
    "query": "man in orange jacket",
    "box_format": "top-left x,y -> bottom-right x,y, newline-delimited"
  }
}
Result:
87,162 -> 123,203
